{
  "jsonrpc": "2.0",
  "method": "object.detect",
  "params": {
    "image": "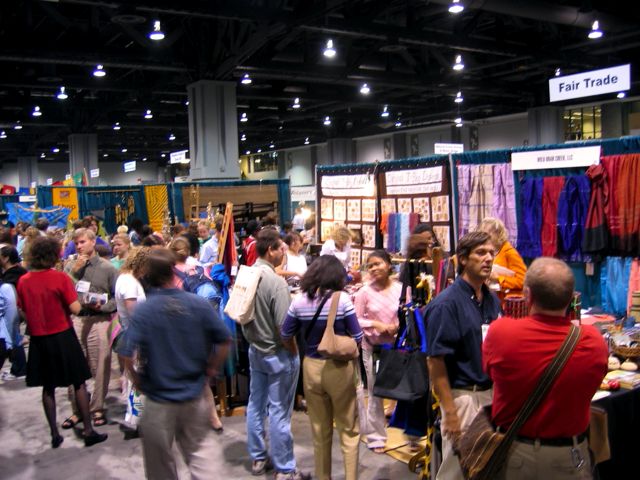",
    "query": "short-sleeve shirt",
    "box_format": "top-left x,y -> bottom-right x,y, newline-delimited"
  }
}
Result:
425,276 -> 501,388
281,291 -> 363,359
17,270 -> 78,336
120,288 -> 231,403
115,273 -> 146,329
354,281 -> 402,349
